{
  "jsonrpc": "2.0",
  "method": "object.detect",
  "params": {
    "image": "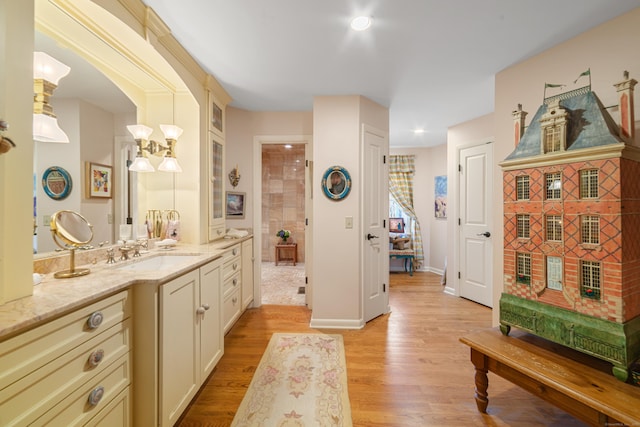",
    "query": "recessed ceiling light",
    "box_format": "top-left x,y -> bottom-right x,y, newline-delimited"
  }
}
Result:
350,16 -> 372,31
414,129 -> 425,134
